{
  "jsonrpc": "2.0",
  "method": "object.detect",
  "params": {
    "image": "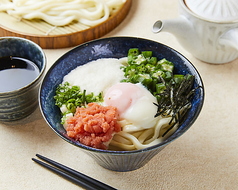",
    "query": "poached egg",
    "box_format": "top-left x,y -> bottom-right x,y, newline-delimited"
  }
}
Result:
103,83 -> 159,132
